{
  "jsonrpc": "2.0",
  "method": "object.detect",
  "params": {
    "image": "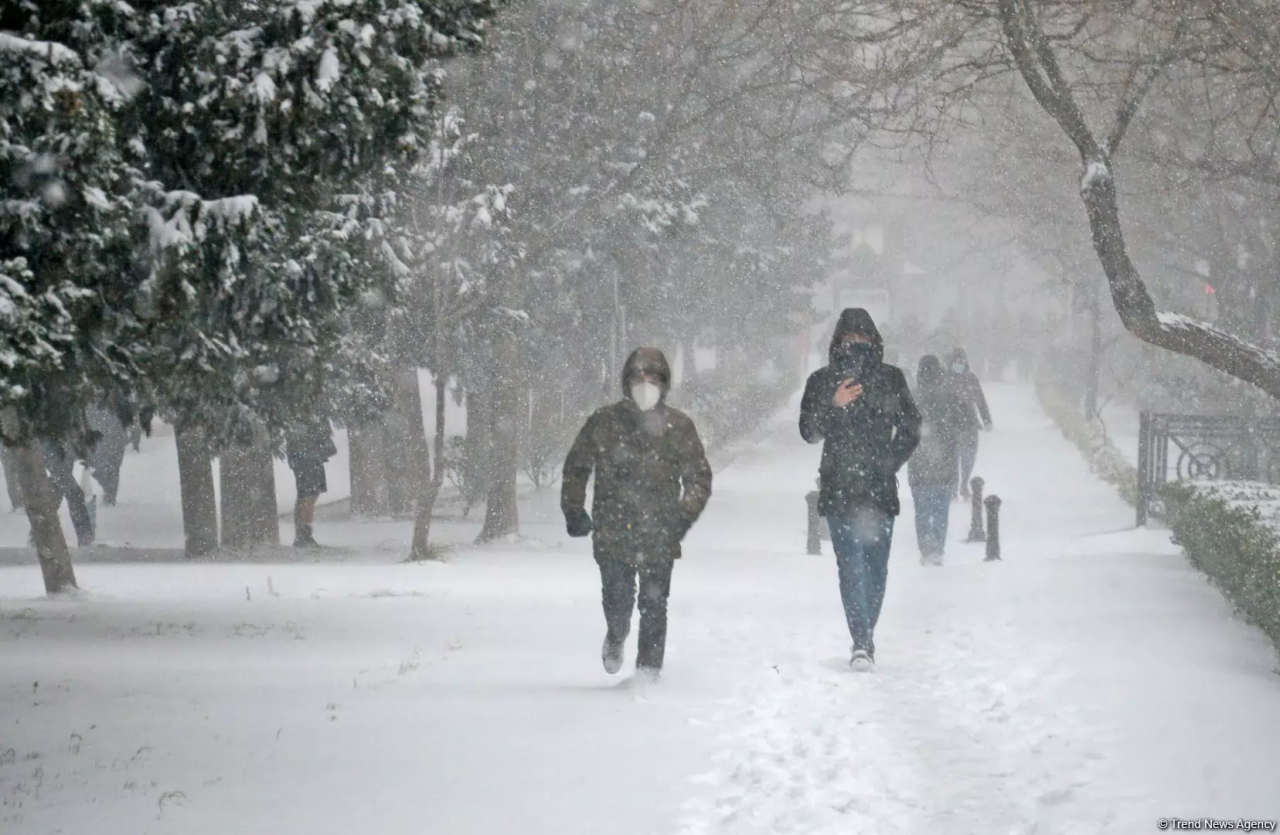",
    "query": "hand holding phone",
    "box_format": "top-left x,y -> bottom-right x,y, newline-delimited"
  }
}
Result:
832,378 -> 863,408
